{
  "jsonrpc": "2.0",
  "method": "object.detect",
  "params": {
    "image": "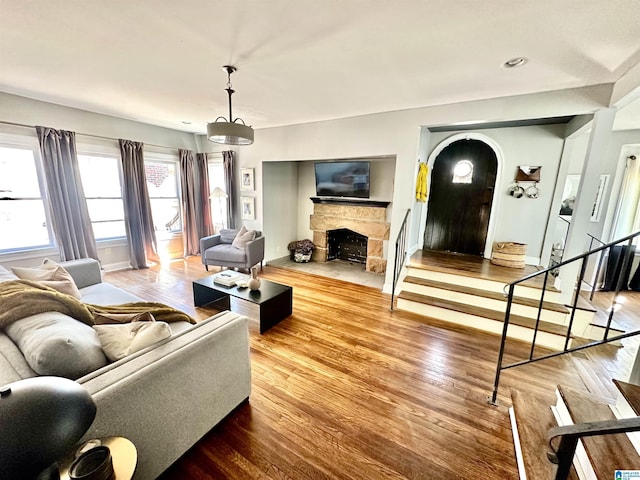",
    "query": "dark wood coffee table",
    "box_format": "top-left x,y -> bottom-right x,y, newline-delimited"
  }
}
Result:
193,275 -> 292,334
